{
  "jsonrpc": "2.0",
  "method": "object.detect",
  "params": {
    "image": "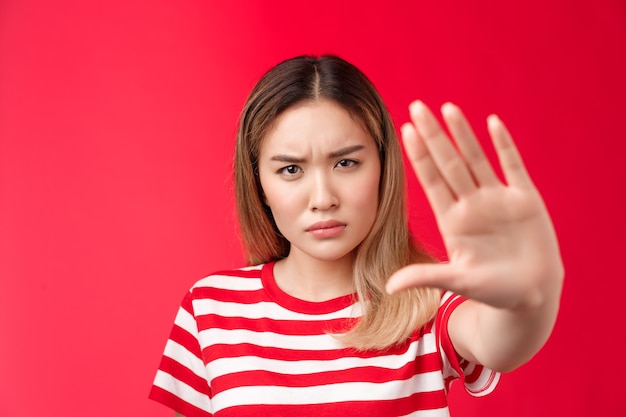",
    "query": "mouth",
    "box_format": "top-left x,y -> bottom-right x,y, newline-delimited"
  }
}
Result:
306,220 -> 346,238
